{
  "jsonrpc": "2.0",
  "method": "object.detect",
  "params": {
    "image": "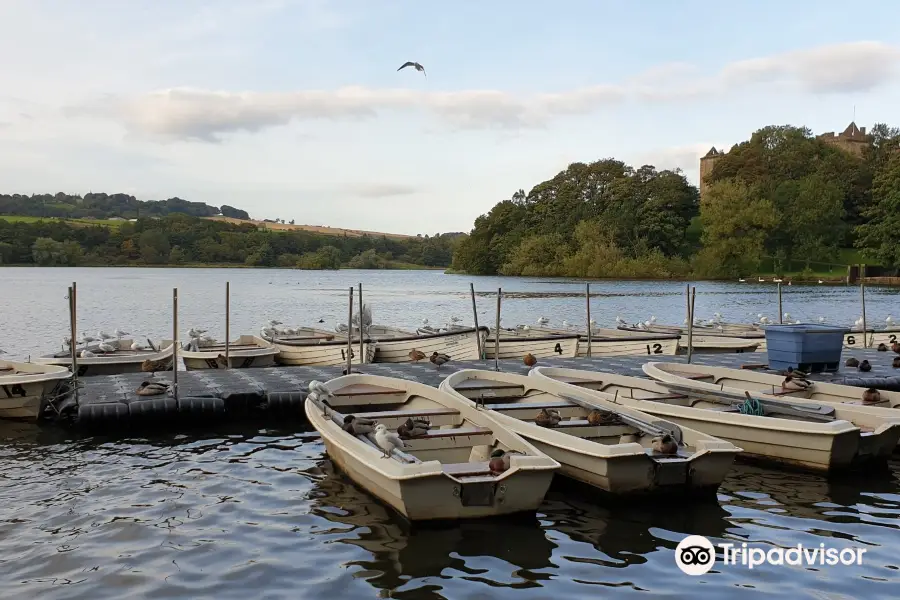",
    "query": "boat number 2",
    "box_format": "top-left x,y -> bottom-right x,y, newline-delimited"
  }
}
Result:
847,336 -> 856,345
645,343 -> 663,355
340,348 -> 355,360
554,343 -> 563,354
890,335 -> 898,344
